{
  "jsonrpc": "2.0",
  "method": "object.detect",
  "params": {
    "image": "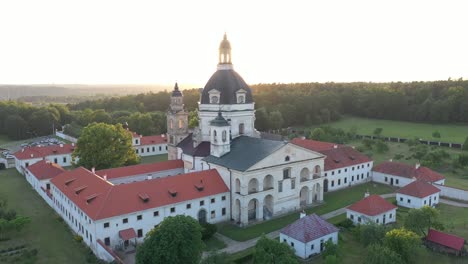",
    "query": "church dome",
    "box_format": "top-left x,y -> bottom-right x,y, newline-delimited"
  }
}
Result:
200,69 -> 253,104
